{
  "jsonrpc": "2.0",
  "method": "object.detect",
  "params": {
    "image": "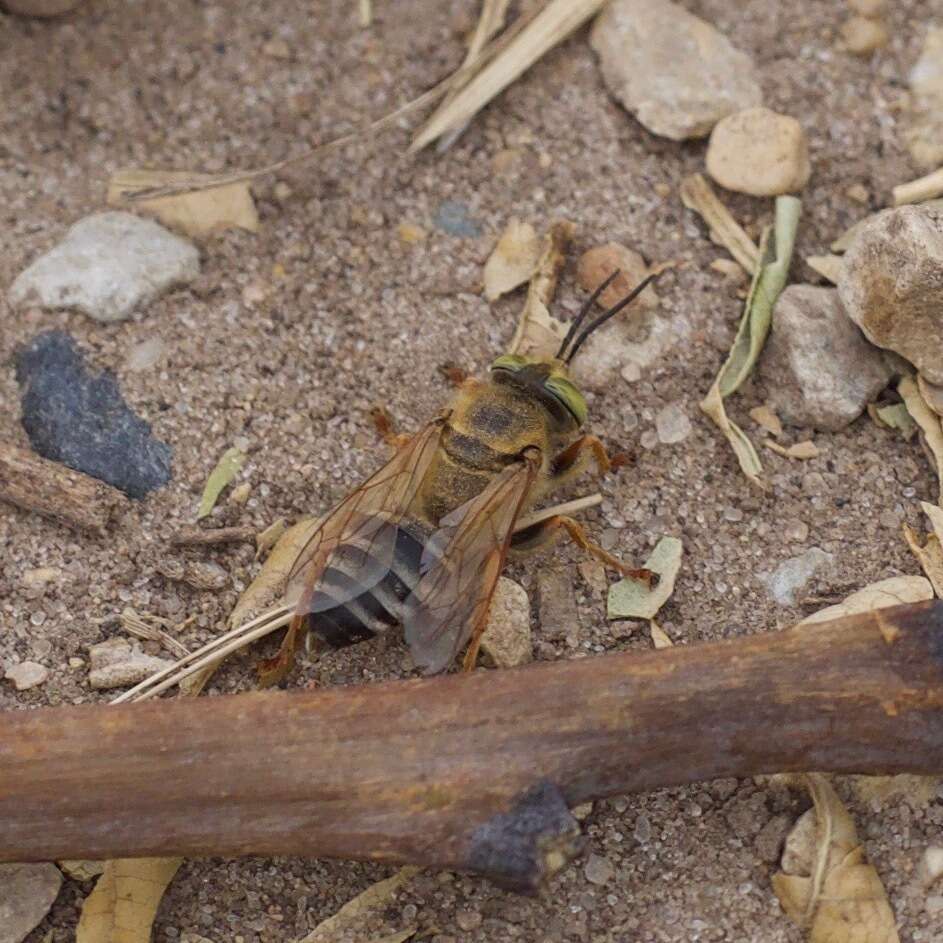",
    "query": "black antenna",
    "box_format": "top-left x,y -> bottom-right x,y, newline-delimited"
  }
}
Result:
556,270 -> 621,360
565,272 -> 660,364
